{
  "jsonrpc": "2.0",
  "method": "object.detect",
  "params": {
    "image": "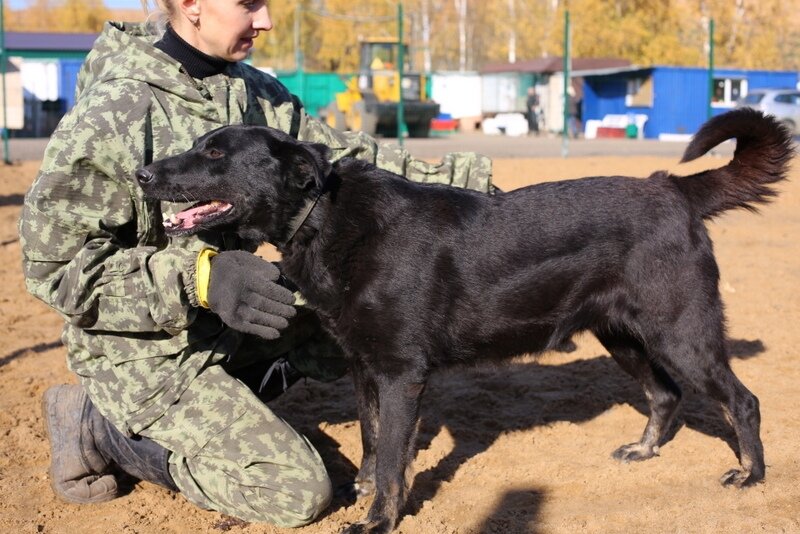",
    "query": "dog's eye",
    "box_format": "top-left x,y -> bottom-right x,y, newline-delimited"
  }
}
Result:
205,148 -> 224,159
